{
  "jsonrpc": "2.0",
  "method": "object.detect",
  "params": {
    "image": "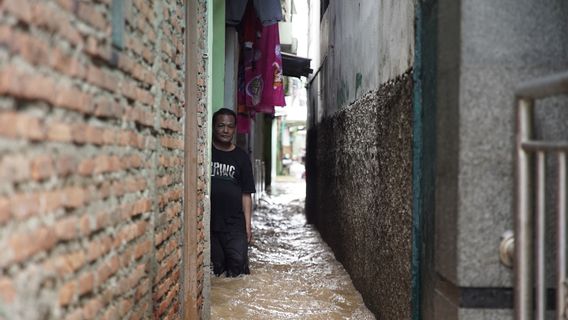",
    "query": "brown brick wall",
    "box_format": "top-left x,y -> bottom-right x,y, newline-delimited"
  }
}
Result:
0,0 -> 207,319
